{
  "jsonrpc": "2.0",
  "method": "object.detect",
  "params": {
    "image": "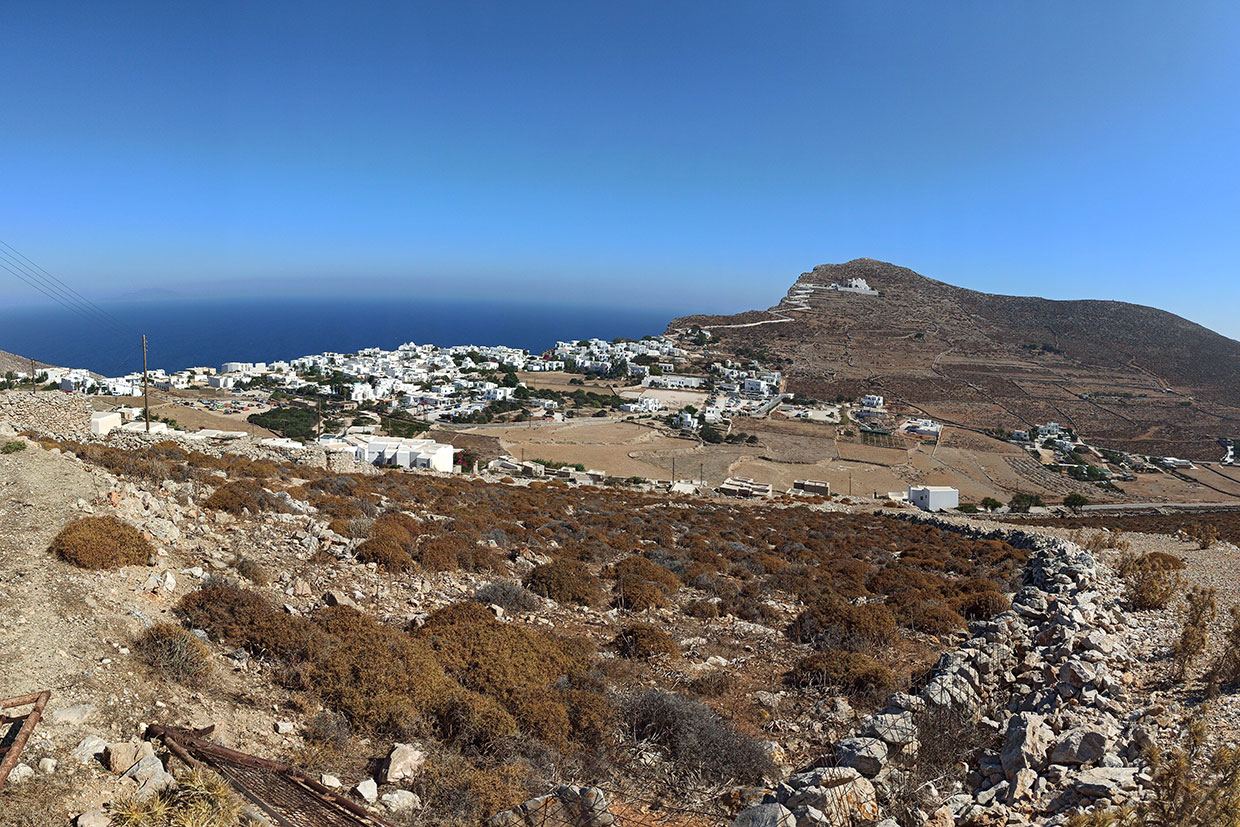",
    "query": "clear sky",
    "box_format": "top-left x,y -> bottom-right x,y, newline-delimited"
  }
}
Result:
3,2 -> 1238,336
